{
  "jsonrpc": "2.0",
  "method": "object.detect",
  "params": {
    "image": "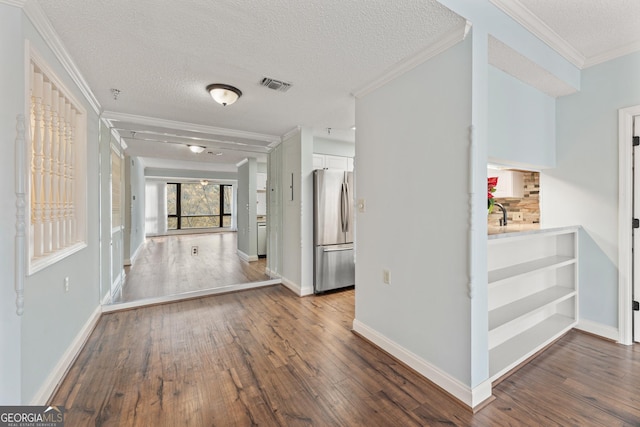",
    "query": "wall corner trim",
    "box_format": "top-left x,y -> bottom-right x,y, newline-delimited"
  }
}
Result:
237,249 -> 258,263
22,1 -> 101,115
352,25 -> 466,98
280,277 -> 313,297
0,0 -> 26,7
30,305 -> 102,405
488,0 -> 585,68
352,319 -> 492,409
